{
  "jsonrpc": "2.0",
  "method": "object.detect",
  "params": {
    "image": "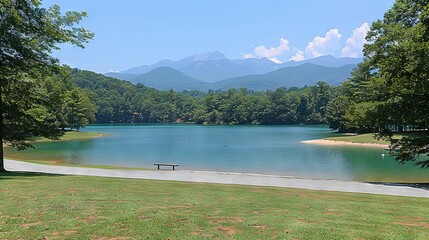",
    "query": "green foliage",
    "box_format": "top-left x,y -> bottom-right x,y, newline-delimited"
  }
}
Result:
64,88 -> 96,131
332,0 -> 429,167
0,0 -> 93,170
326,96 -> 351,132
